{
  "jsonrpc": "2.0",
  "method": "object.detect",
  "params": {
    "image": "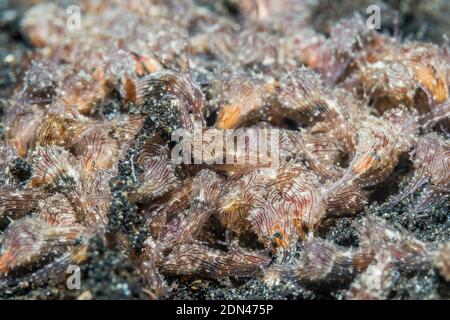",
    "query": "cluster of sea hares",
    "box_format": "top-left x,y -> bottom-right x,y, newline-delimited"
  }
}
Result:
0,0 -> 449,299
